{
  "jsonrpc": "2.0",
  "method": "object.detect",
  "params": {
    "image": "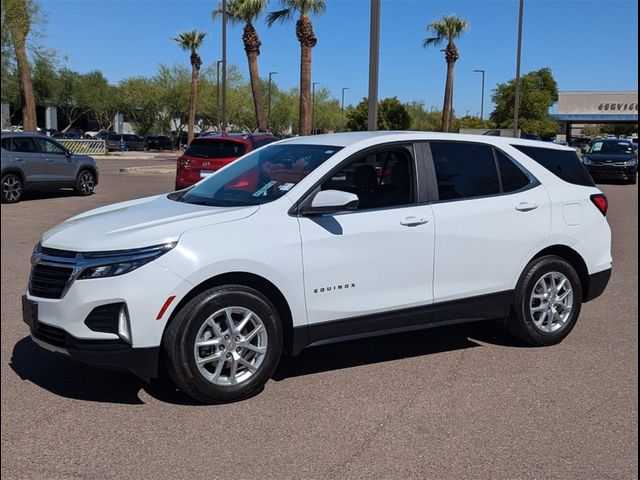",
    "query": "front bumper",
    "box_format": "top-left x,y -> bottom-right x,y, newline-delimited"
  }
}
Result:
586,164 -> 637,180
24,295 -> 159,380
